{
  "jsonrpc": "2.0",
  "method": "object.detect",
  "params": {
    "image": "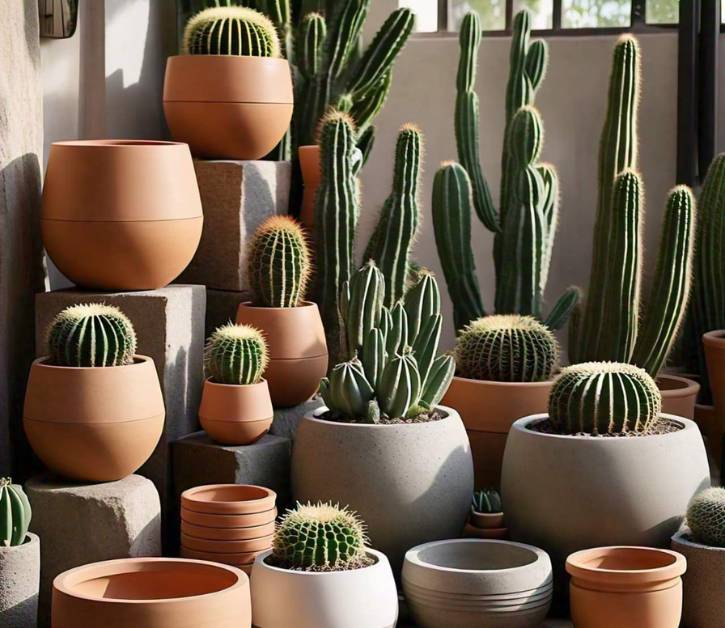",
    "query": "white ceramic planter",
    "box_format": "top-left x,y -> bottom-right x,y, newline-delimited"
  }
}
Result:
0,533 -> 40,627
291,406 -> 474,574
250,549 -> 398,628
